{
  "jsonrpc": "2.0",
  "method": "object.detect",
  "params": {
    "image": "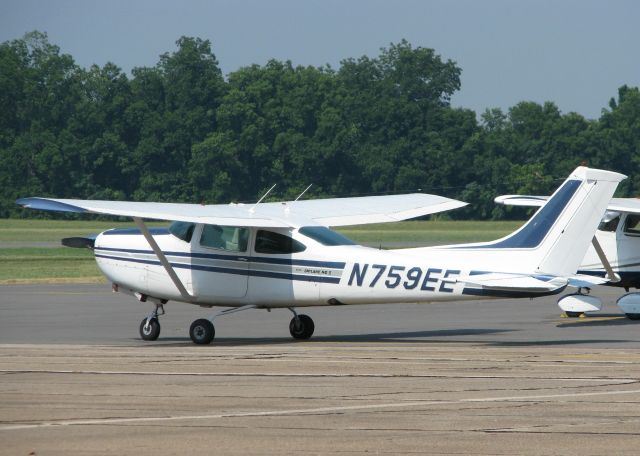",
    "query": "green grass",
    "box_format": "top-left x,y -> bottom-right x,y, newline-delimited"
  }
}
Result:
338,220 -> 523,246
0,219 -> 135,243
0,247 -> 102,282
0,219 -> 525,283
